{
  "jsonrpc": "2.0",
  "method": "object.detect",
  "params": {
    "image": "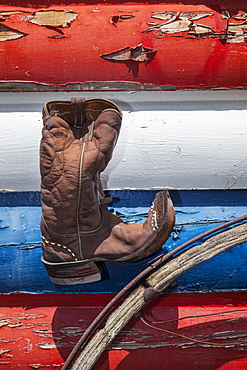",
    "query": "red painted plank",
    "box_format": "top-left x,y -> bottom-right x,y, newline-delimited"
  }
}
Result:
1,2 -> 247,90
0,293 -> 247,369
